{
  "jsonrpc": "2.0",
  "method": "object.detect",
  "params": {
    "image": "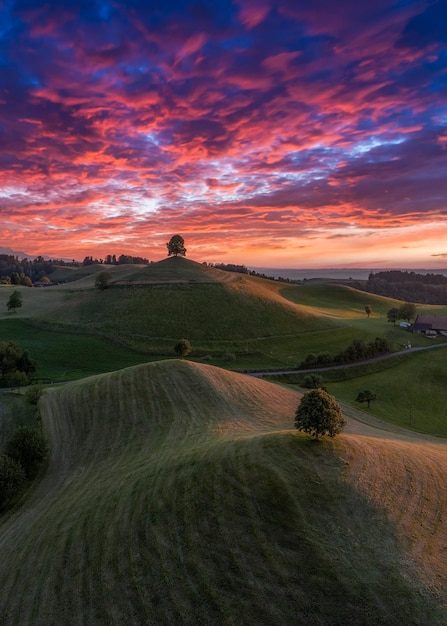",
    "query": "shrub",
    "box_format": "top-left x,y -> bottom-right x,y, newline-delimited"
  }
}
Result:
302,374 -> 325,389
5,426 -> 48,479
25,385 -> 43,406
0,455 -> 26,508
